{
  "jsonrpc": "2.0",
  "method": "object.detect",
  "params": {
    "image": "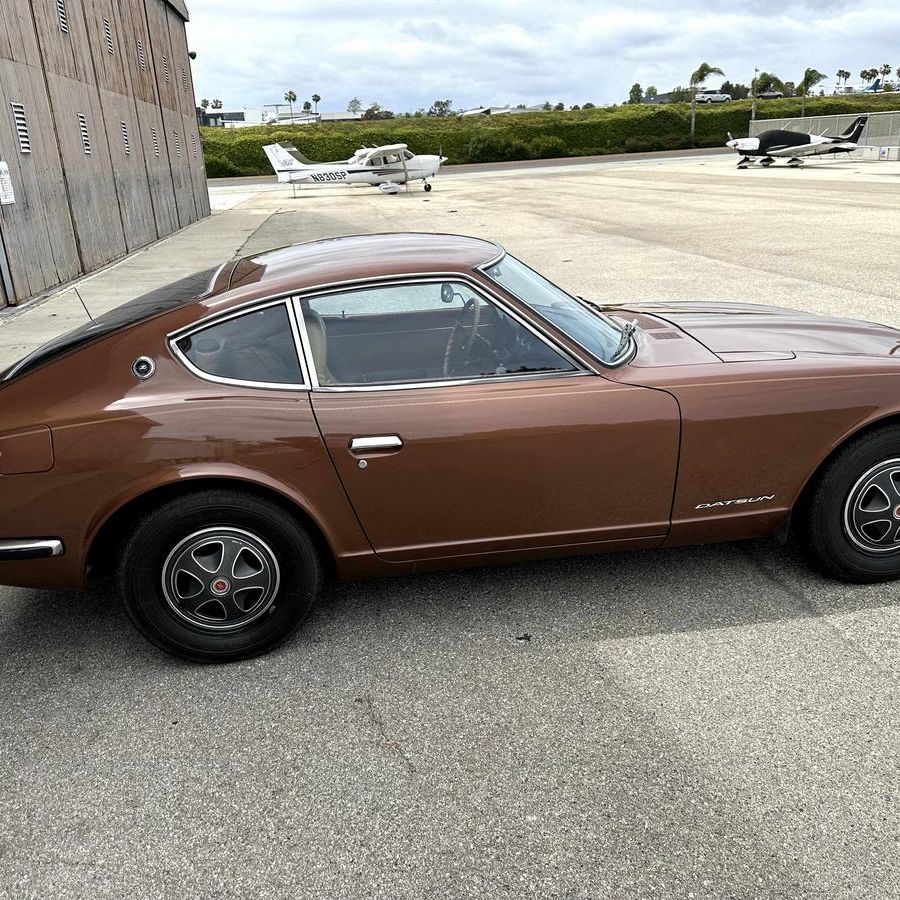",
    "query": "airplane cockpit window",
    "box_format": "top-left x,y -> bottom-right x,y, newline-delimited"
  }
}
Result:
366,156 -> 382,167
384,153 -> 401,164
403,150 -> 414,160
